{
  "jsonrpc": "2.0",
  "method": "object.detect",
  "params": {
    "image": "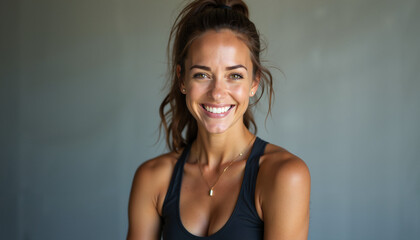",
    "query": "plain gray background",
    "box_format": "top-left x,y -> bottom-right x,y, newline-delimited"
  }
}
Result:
1,0 -> 419,239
